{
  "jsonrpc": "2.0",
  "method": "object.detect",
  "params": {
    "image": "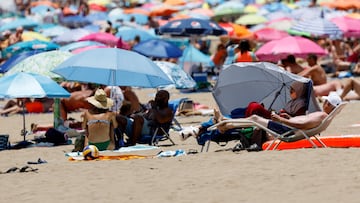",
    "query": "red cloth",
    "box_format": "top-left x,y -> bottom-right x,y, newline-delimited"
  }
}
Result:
245,102 -> 271,119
